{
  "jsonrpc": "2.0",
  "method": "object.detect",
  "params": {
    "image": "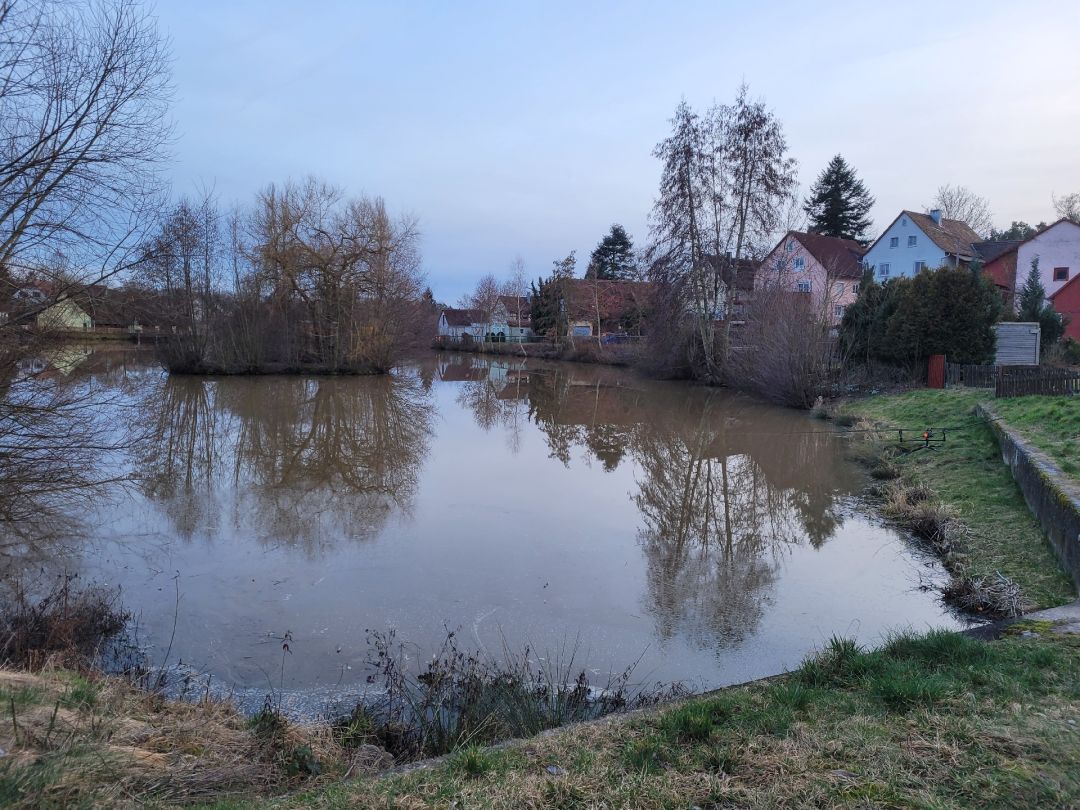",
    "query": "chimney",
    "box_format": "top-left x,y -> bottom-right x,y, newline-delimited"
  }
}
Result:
930,208 -> 942,225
